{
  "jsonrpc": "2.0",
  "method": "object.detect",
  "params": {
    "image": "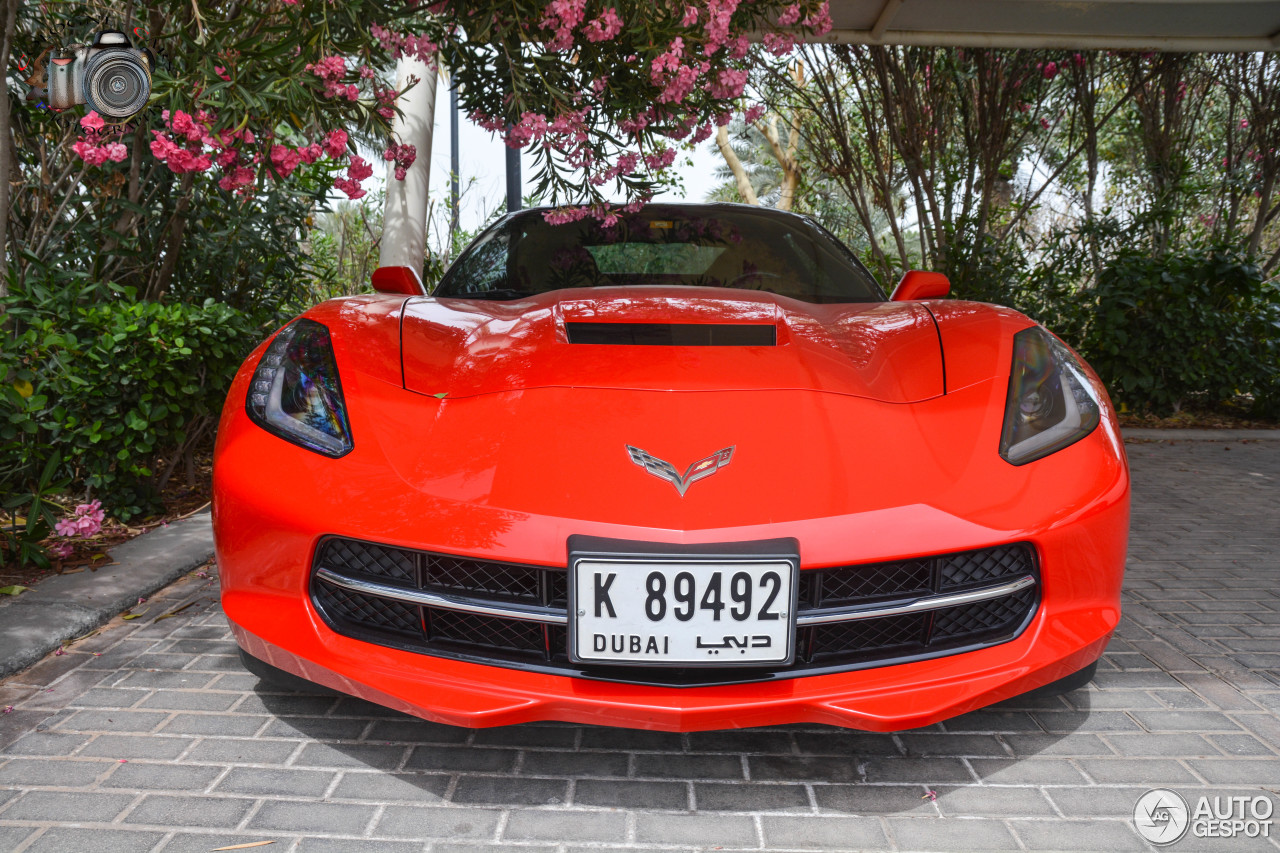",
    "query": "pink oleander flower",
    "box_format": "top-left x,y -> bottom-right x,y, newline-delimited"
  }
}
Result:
218,166 -> 255,192
778,3 -> 803,26
80,111 -> 105,132
297,144 -> 323,164
583,7 -> 623,42
744,104 -> 767,124
323,129 -> 349,158
270,145 -> 303,178
347,155 -> 374,181
332,176 -> 366,199
1042,61 -> 1058,80
72,138 -> 110,166
102,142 -> 128,162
